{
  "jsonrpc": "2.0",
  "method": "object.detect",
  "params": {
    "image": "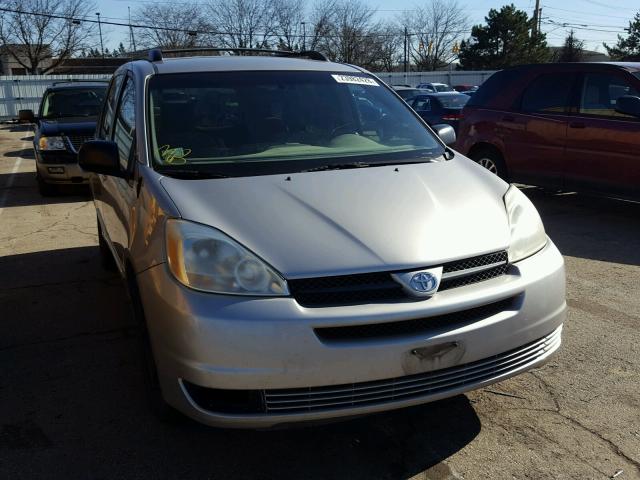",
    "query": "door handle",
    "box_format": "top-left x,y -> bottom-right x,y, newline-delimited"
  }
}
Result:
569,122 -> 586,129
